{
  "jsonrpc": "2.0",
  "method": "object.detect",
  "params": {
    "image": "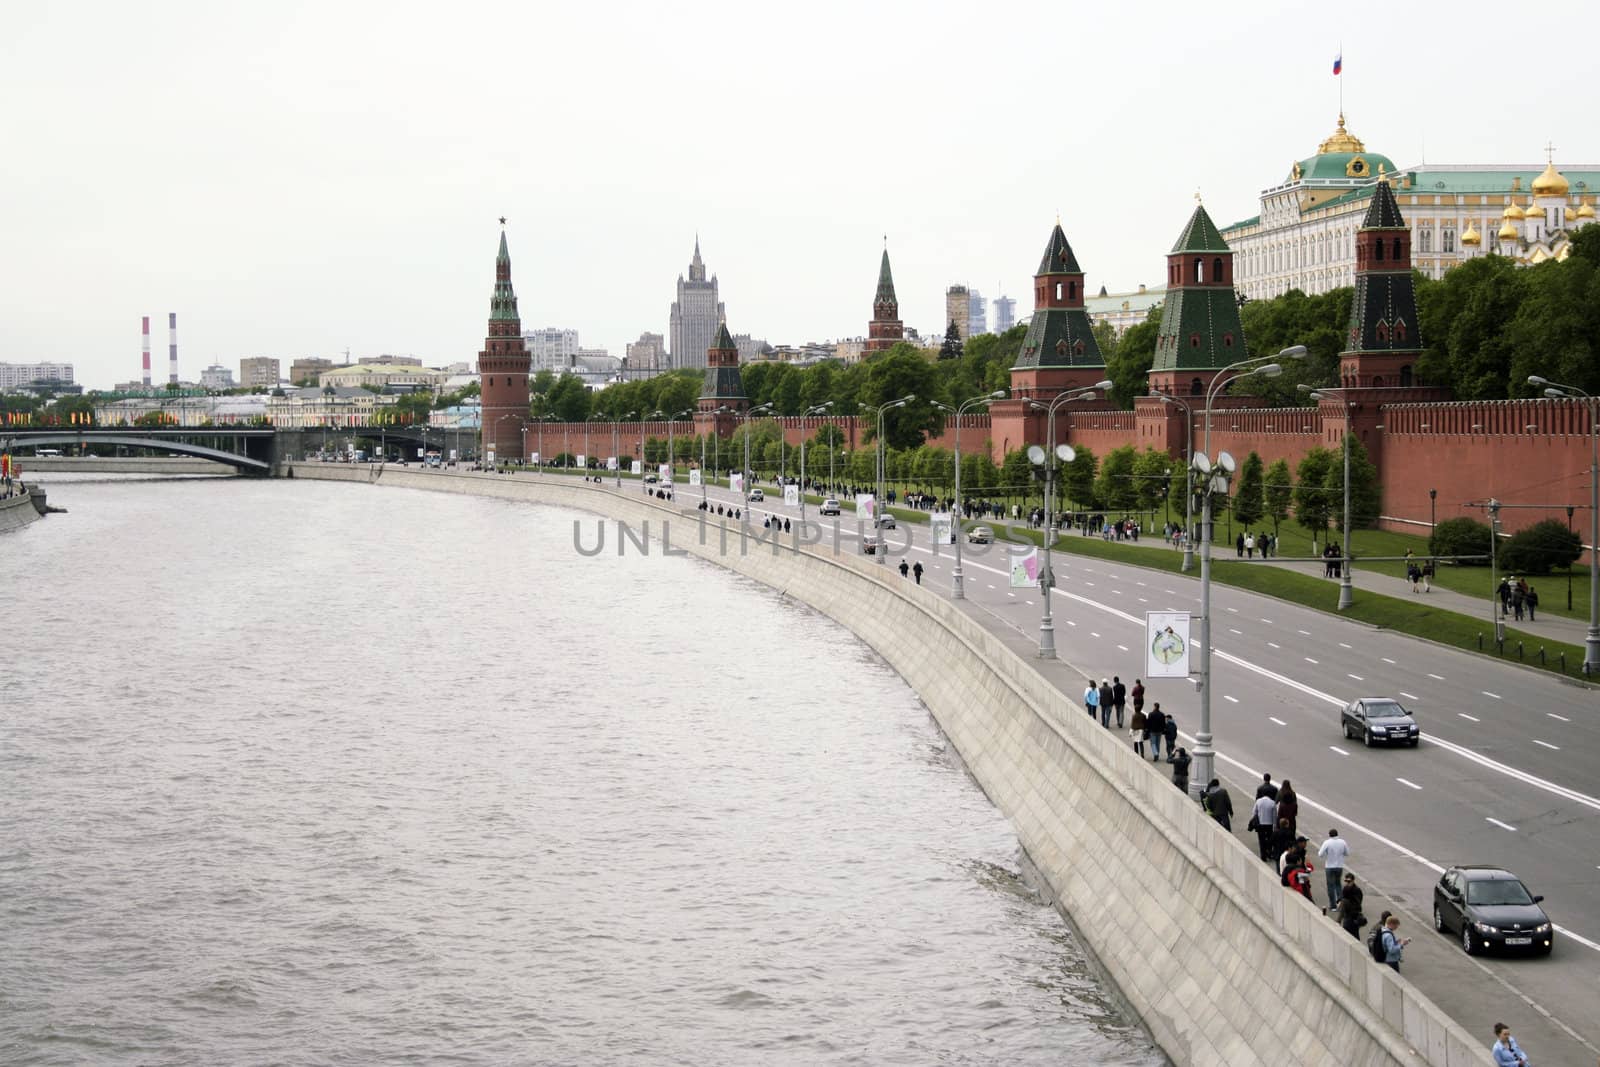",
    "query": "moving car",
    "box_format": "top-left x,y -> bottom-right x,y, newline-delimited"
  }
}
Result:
967,525 -> 994,544
749,488 -> 765,502
877,513 -> 897,530
1432,866 -> 1553,955
644,473 -> 658,483
820,498 -> 841,516
862,534 -> 880,555
1340,697 -> 1419,746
